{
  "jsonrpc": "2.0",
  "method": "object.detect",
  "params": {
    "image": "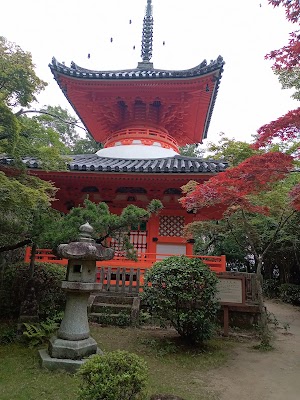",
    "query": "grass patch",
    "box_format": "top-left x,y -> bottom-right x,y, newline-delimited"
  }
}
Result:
91,326 -> 231,400
0,343 -> 79,400
0,323 -> 232,400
